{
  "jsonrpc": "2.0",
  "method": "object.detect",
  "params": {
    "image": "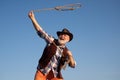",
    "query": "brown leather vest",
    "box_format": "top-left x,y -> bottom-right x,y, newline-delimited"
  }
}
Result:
38,39 -> 68,78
